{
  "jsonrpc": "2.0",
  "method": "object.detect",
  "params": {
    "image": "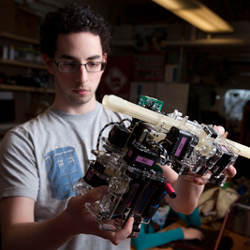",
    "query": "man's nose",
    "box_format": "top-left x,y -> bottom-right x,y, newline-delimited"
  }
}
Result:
78,64 -> 88,82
